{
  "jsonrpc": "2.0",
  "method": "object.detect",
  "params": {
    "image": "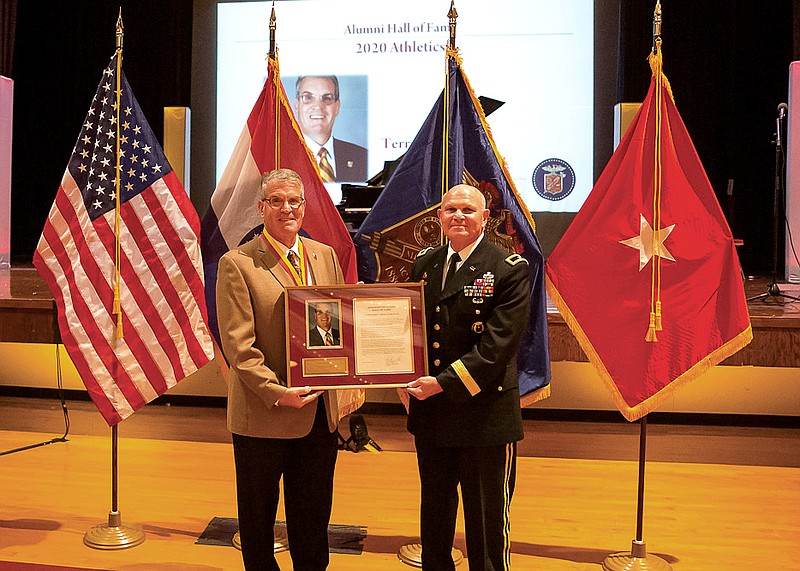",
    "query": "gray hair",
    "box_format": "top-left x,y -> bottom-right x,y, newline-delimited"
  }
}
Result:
260,169 -> 304,199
